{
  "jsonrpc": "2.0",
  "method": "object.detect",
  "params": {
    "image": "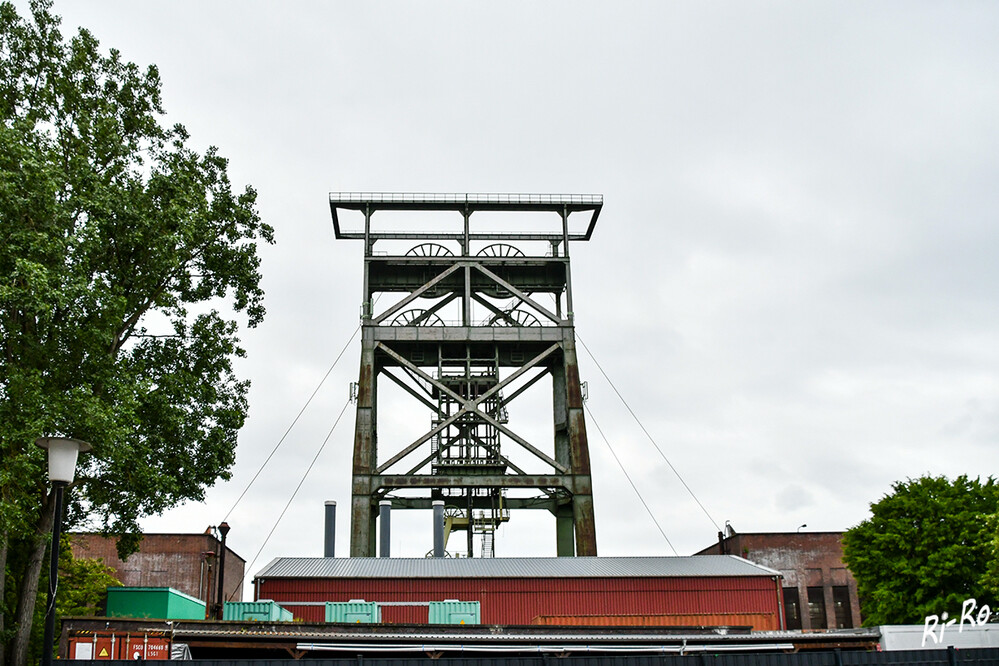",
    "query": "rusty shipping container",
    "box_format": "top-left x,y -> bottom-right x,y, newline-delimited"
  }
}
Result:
254,556 -> 784,629
67,633 -> 171,660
